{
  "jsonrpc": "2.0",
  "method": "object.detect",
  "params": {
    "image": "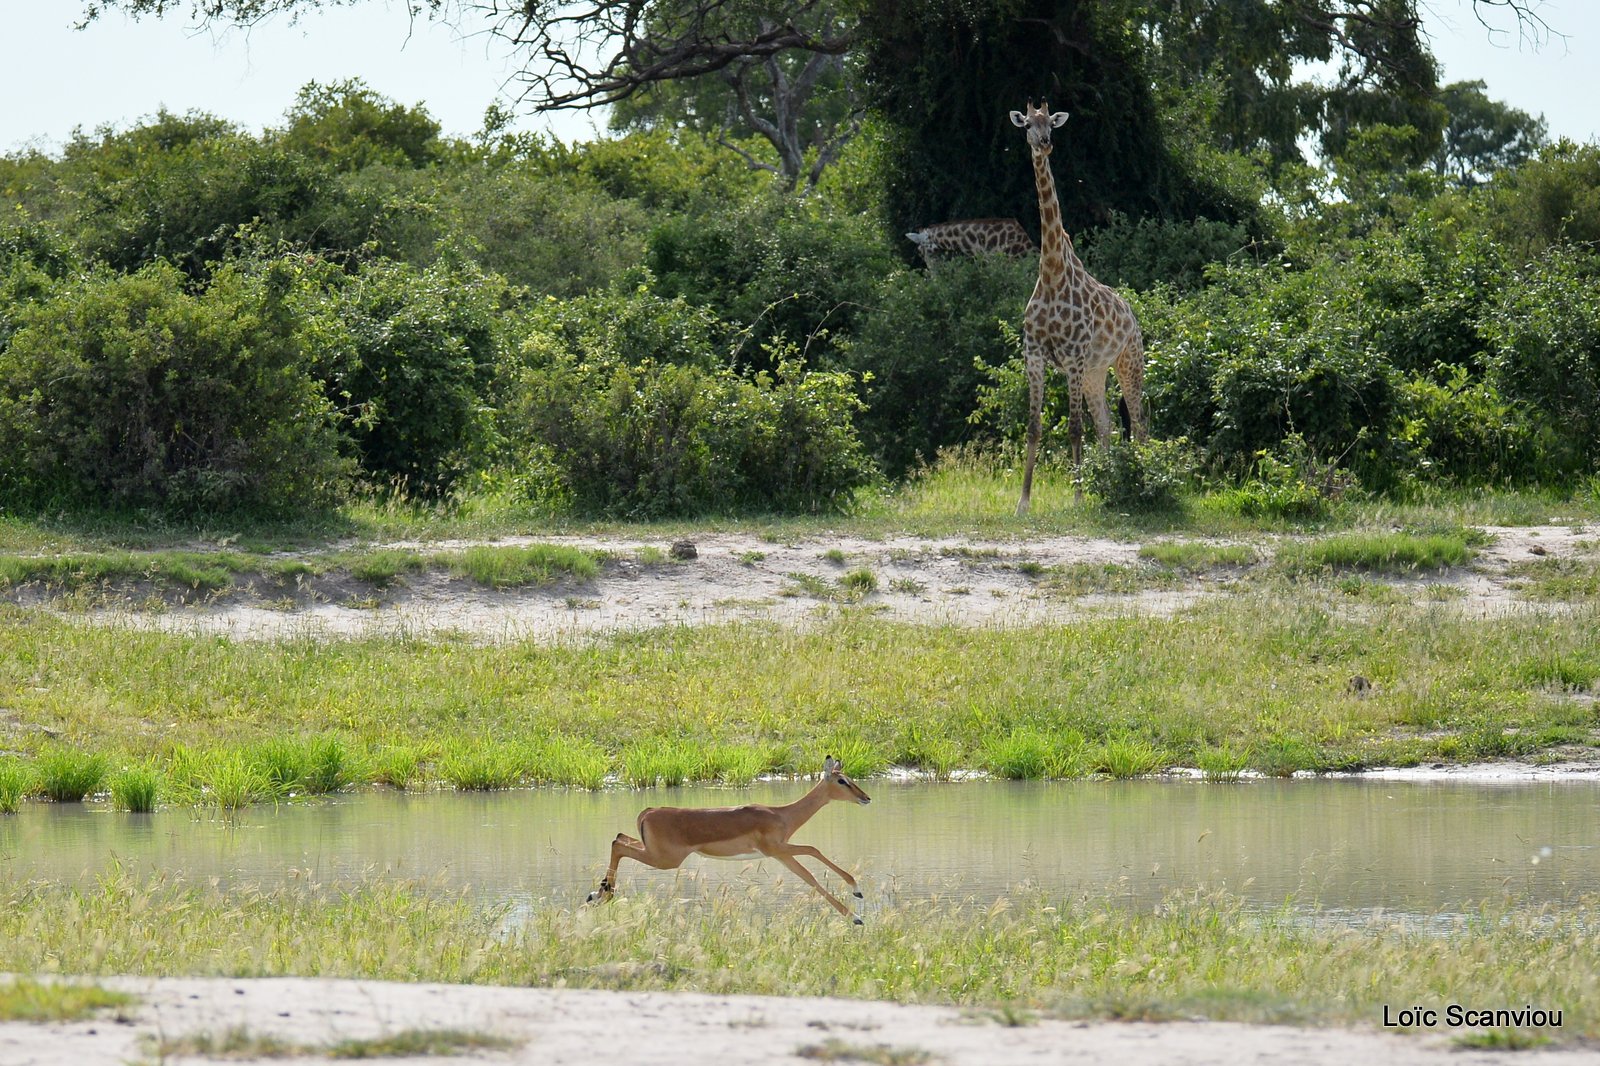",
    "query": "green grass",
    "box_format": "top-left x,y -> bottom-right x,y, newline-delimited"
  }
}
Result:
1088,736 -> 1167,778
345,549 -> 427,587
1139,541 -> 1259,570
110,764 -> 161,812
34,748 -> 108,802
1507,556 -> 1600,602
438,739 -> 526,791
150,1025 -> 520,1060
0,872 -> 1595,1039
0,595 -> 1596,800
796,1039 -> 933,1064
1196,744 -> 1251,781
0,977 -> 135,1022
0,758 -> 31,813
444,545 -> 604,587
839,567 -> 879,596
1275,531 -> 1474,574
621,737 -> 700,787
